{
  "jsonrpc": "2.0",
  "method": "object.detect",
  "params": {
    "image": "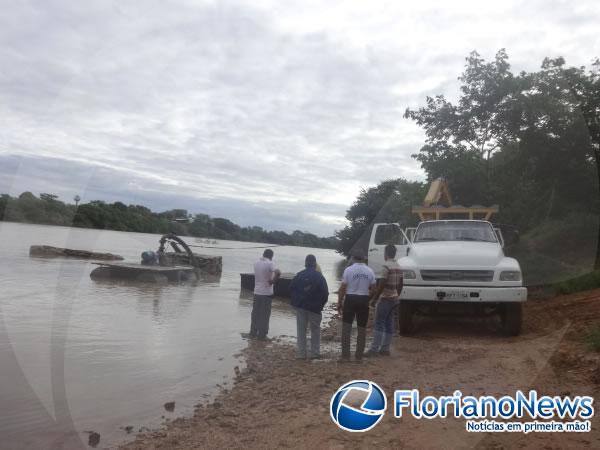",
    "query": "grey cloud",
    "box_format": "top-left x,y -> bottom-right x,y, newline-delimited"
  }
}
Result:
0,154 -> 346,236
1,1 -> 599,236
